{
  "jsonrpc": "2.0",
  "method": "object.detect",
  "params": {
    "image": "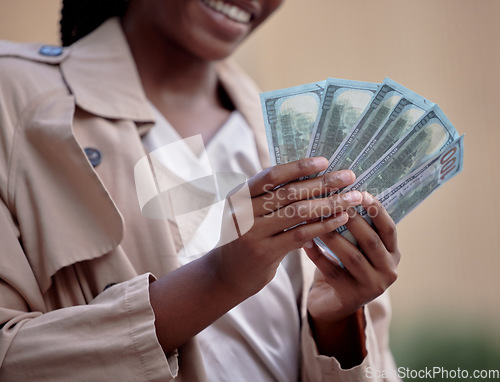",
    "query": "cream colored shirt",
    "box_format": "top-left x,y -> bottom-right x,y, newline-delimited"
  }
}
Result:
143,106 -> 301,381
